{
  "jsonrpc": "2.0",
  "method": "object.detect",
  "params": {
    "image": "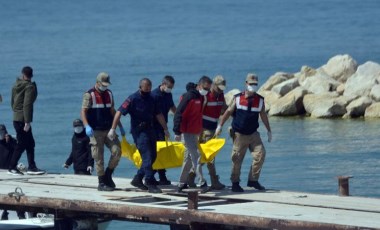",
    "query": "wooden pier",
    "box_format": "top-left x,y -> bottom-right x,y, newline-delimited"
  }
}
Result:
1,170 -> 379,230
